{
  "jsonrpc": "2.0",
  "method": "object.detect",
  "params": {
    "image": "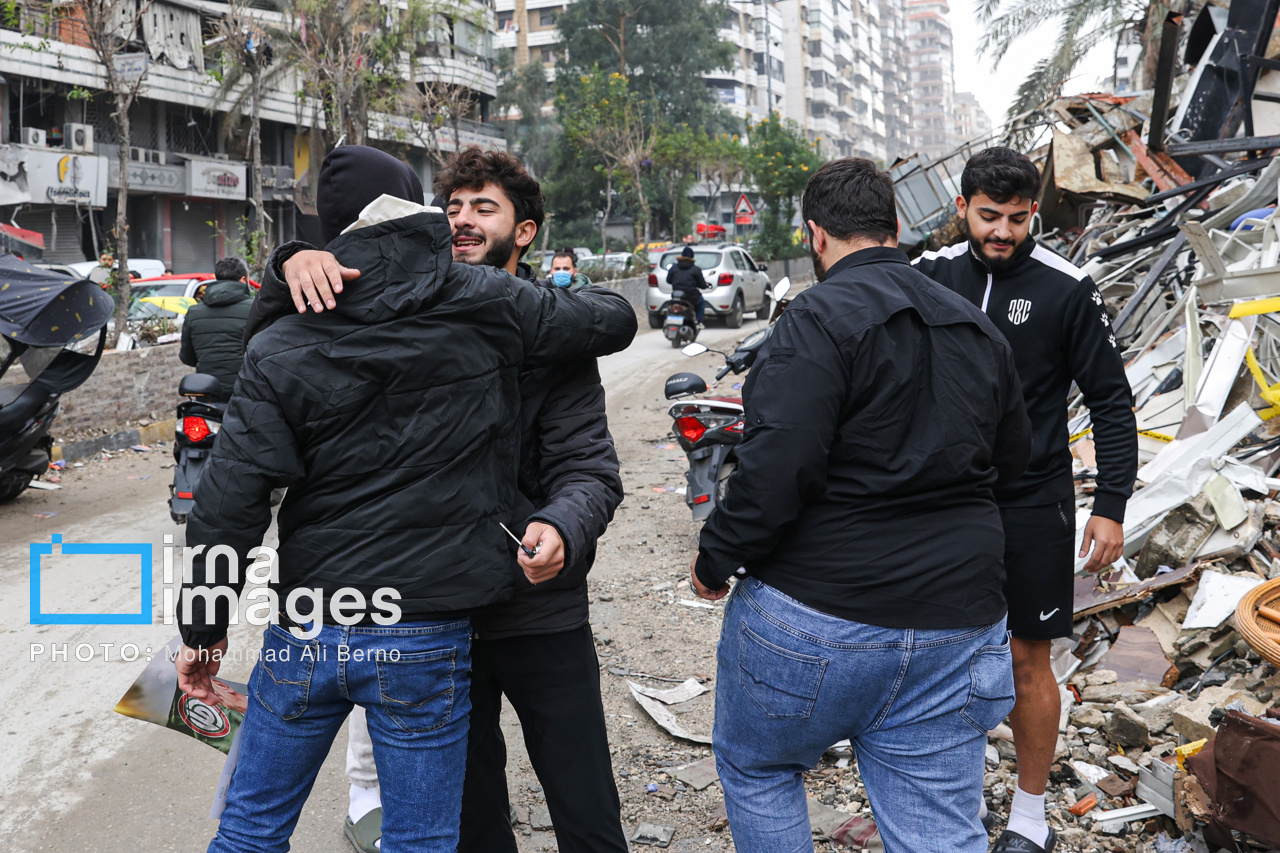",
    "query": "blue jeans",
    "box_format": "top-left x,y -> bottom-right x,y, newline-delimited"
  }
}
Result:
713,579 -> 1014,853
209,619 -> 472,853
